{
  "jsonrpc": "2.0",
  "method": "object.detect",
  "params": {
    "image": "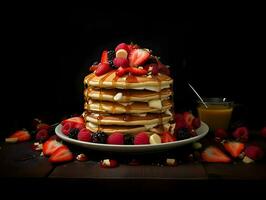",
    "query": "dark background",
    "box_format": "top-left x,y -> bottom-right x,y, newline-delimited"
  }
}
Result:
2,7 -> 265,136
